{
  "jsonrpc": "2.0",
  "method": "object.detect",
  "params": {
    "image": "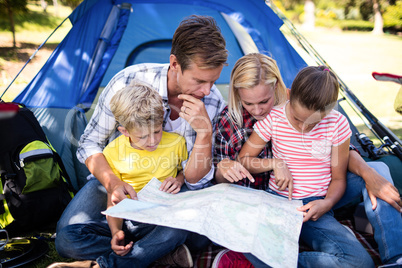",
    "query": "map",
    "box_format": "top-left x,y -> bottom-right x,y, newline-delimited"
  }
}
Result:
103,178 -> 304,268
